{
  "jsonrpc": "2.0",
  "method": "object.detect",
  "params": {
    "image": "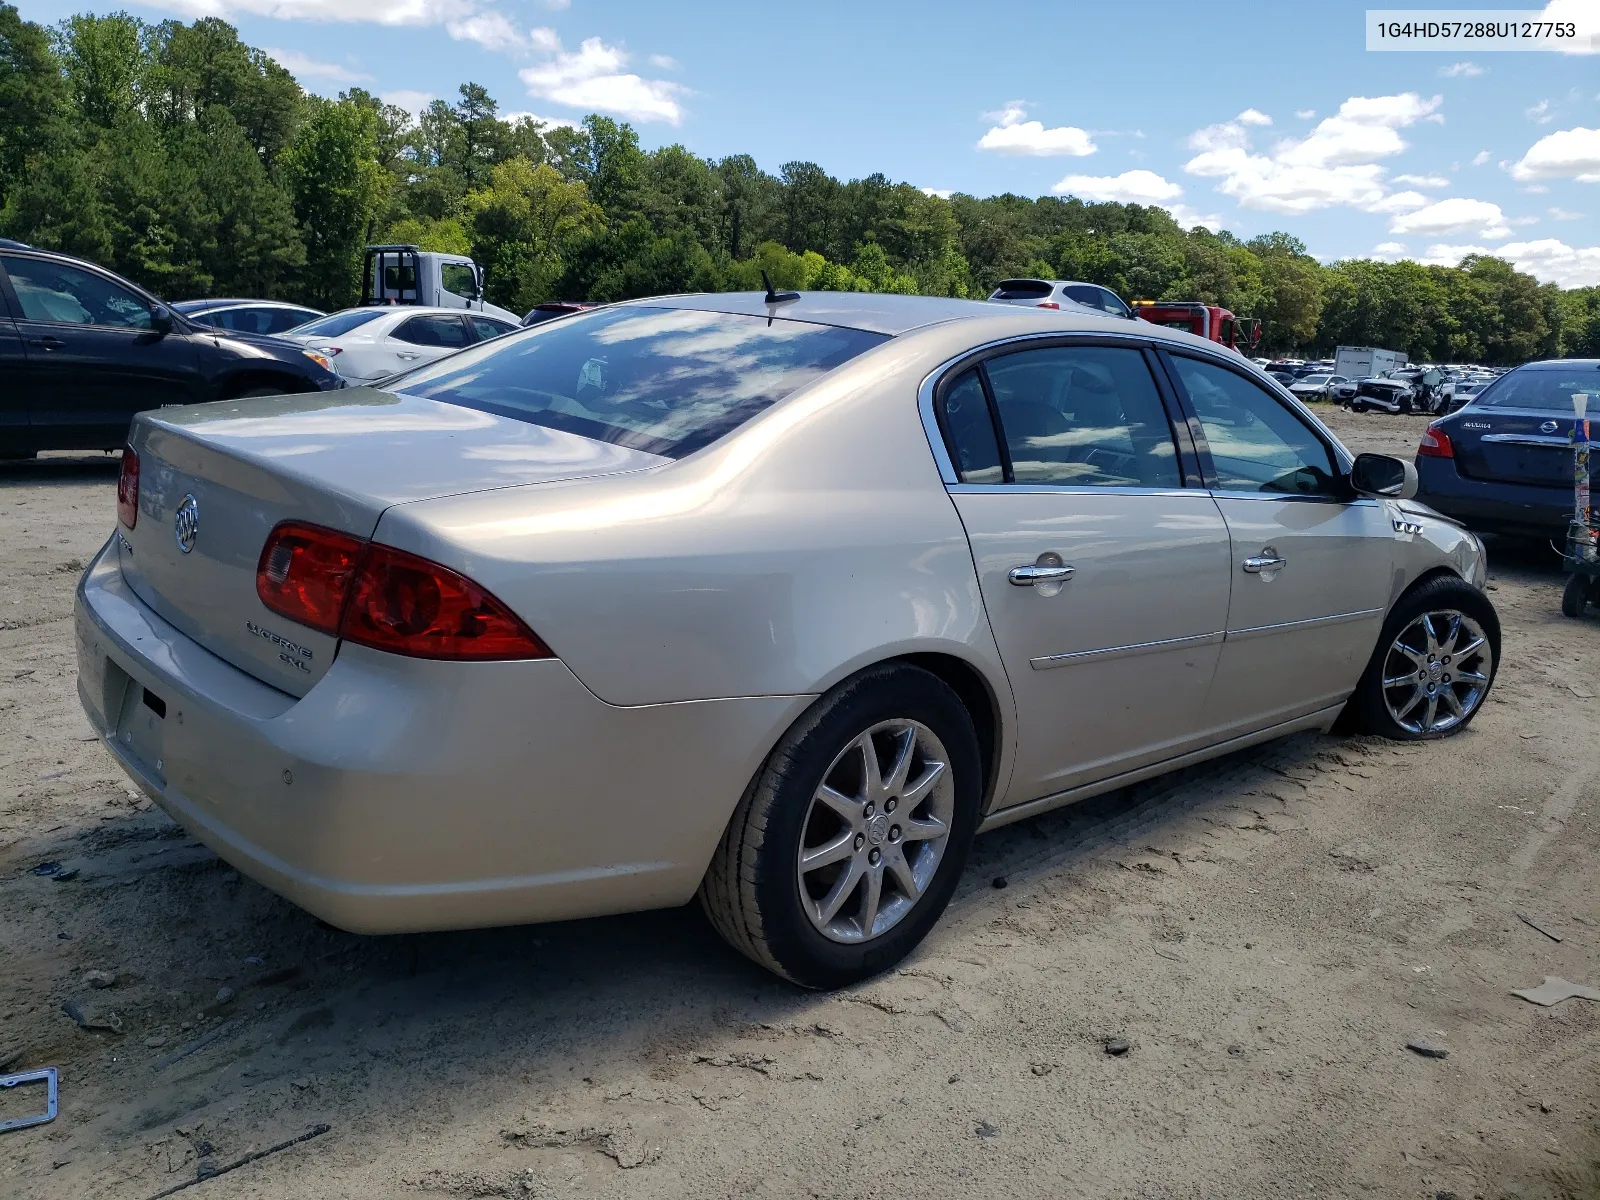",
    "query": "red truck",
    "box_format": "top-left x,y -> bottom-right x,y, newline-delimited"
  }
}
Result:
1132,300 -> 1262,354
